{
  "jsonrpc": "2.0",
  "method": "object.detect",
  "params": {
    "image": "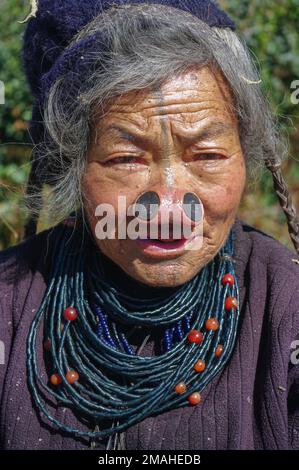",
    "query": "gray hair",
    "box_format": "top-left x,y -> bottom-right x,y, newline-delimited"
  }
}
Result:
24,3 -> 287,232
